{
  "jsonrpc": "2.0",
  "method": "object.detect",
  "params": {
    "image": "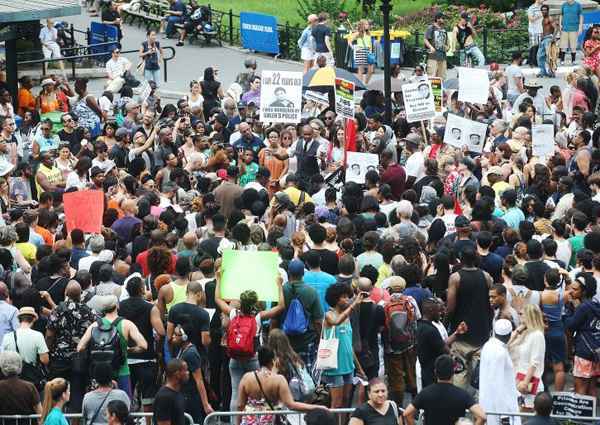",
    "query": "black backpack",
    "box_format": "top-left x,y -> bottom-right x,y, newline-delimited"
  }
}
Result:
89,317 -> 125,372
